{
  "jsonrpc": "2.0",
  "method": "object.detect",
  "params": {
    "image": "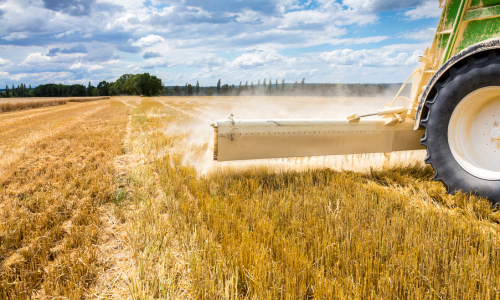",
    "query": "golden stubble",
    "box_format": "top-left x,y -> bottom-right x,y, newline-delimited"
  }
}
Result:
2,95 -> 499,299
124,96 -> 500,300
0,97 -> 110,113
0,99 -> 129,299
